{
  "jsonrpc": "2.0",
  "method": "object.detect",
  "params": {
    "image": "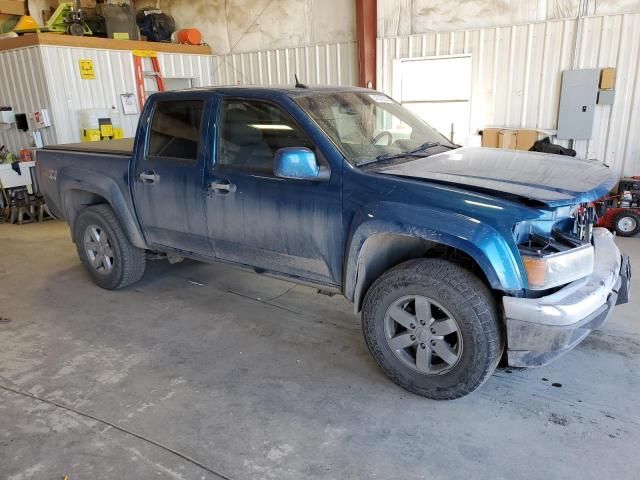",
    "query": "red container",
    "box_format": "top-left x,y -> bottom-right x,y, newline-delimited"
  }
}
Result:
175,28 -> 202,45
19,148 -> 32,162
